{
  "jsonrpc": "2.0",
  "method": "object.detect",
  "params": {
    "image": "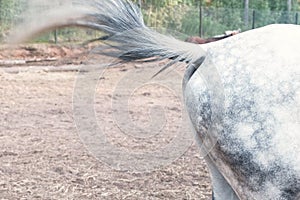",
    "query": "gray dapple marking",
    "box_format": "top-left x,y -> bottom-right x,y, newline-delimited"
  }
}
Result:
10,0 -> 300,199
